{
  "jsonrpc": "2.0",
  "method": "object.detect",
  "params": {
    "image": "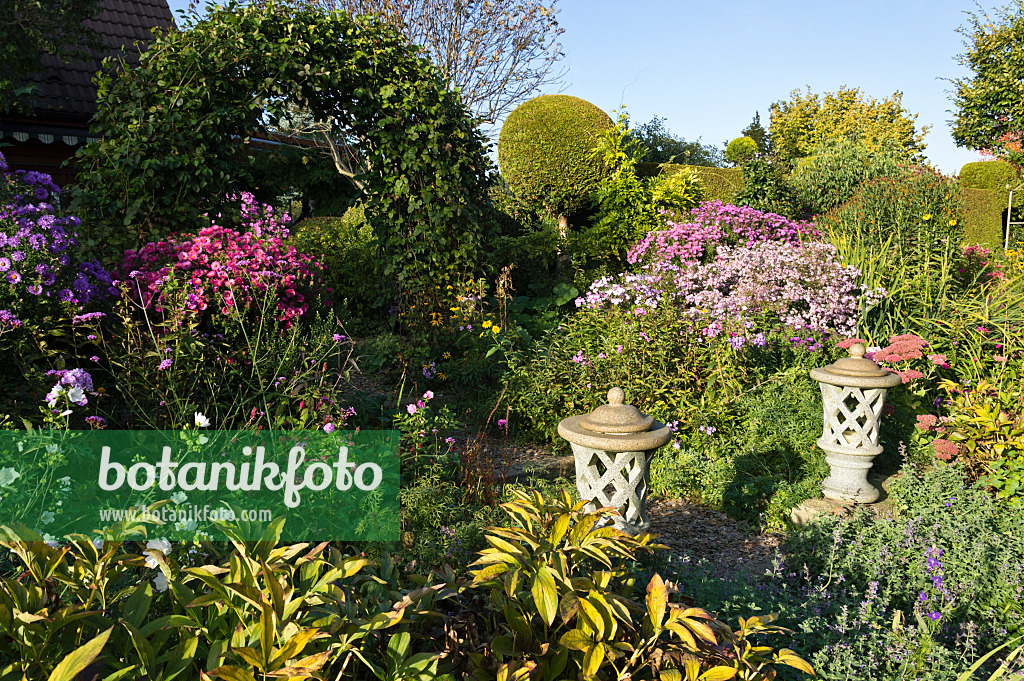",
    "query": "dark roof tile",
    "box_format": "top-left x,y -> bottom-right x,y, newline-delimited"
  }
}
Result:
22,0 -> 174,119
